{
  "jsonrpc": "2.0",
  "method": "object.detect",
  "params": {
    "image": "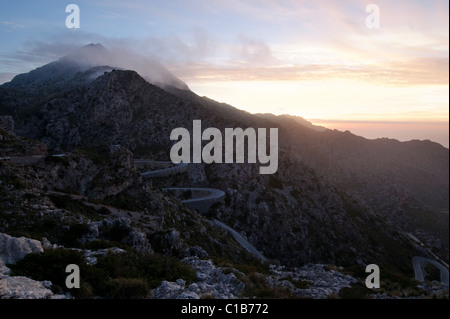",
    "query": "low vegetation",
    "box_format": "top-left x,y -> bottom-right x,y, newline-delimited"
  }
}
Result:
9,249 -> 196,299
